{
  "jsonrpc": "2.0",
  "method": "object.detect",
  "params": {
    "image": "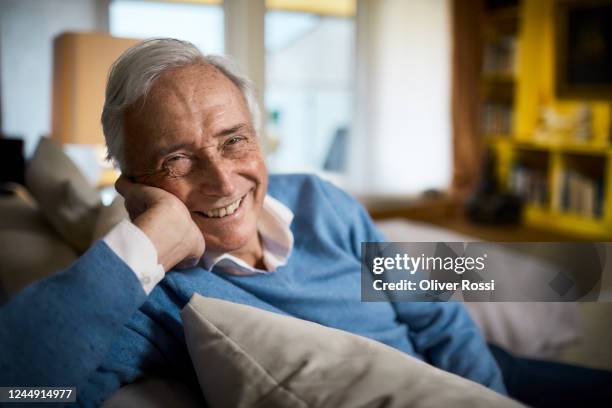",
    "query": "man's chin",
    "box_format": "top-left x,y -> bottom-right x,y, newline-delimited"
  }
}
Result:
199,228 -> 257,255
